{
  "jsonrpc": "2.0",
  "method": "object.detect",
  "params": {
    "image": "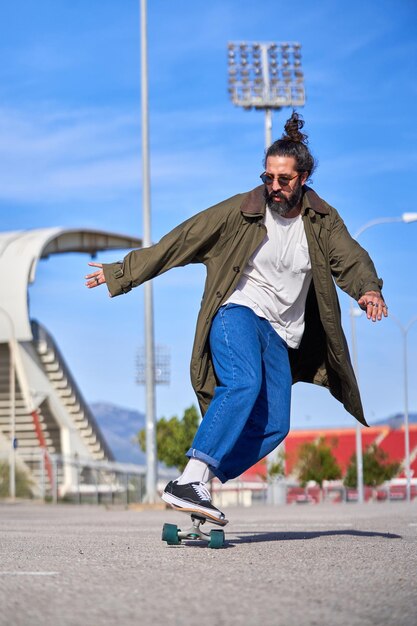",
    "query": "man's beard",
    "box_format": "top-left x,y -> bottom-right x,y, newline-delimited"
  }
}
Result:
264,179 -> 303,216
